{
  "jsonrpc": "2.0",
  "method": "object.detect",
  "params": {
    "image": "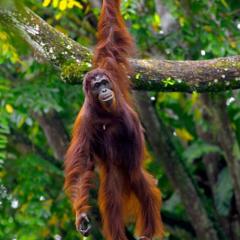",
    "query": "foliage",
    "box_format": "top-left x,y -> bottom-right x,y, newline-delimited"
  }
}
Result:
182,140 -> 223,165
215,167 -> 233,216
0,0 -> 240,239
42,0 -> 83,11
